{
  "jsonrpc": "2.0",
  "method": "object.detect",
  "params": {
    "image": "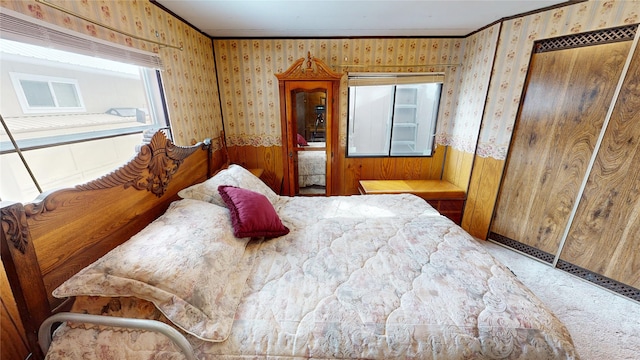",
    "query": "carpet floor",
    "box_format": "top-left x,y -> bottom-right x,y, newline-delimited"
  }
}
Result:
482,240 -> 640,360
